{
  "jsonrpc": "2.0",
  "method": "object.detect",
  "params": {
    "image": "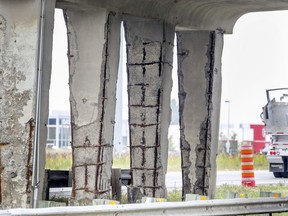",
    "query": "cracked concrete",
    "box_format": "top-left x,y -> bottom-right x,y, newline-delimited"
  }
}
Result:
0,1 -> 41,208
177,30 -> 223,199
1,0 -> 288,209
0,0 -> 55,208
64,8 -> 120,203
124,17 -> 174,198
